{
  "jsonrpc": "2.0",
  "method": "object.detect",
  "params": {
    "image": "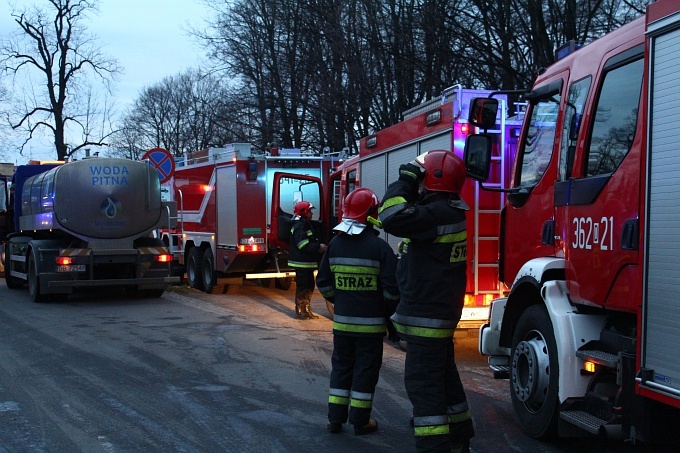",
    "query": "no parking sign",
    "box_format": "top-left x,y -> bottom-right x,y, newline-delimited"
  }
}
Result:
142,148 -> 175,184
